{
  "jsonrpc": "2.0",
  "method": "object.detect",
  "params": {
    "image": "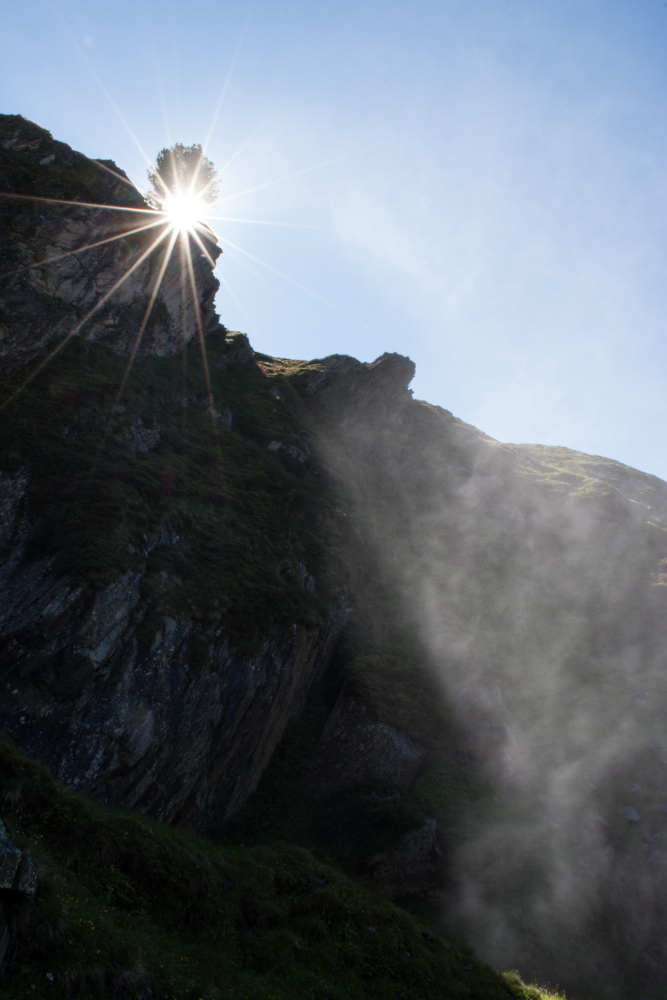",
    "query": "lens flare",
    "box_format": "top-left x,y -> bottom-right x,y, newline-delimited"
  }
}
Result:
163,190 -> 207,231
